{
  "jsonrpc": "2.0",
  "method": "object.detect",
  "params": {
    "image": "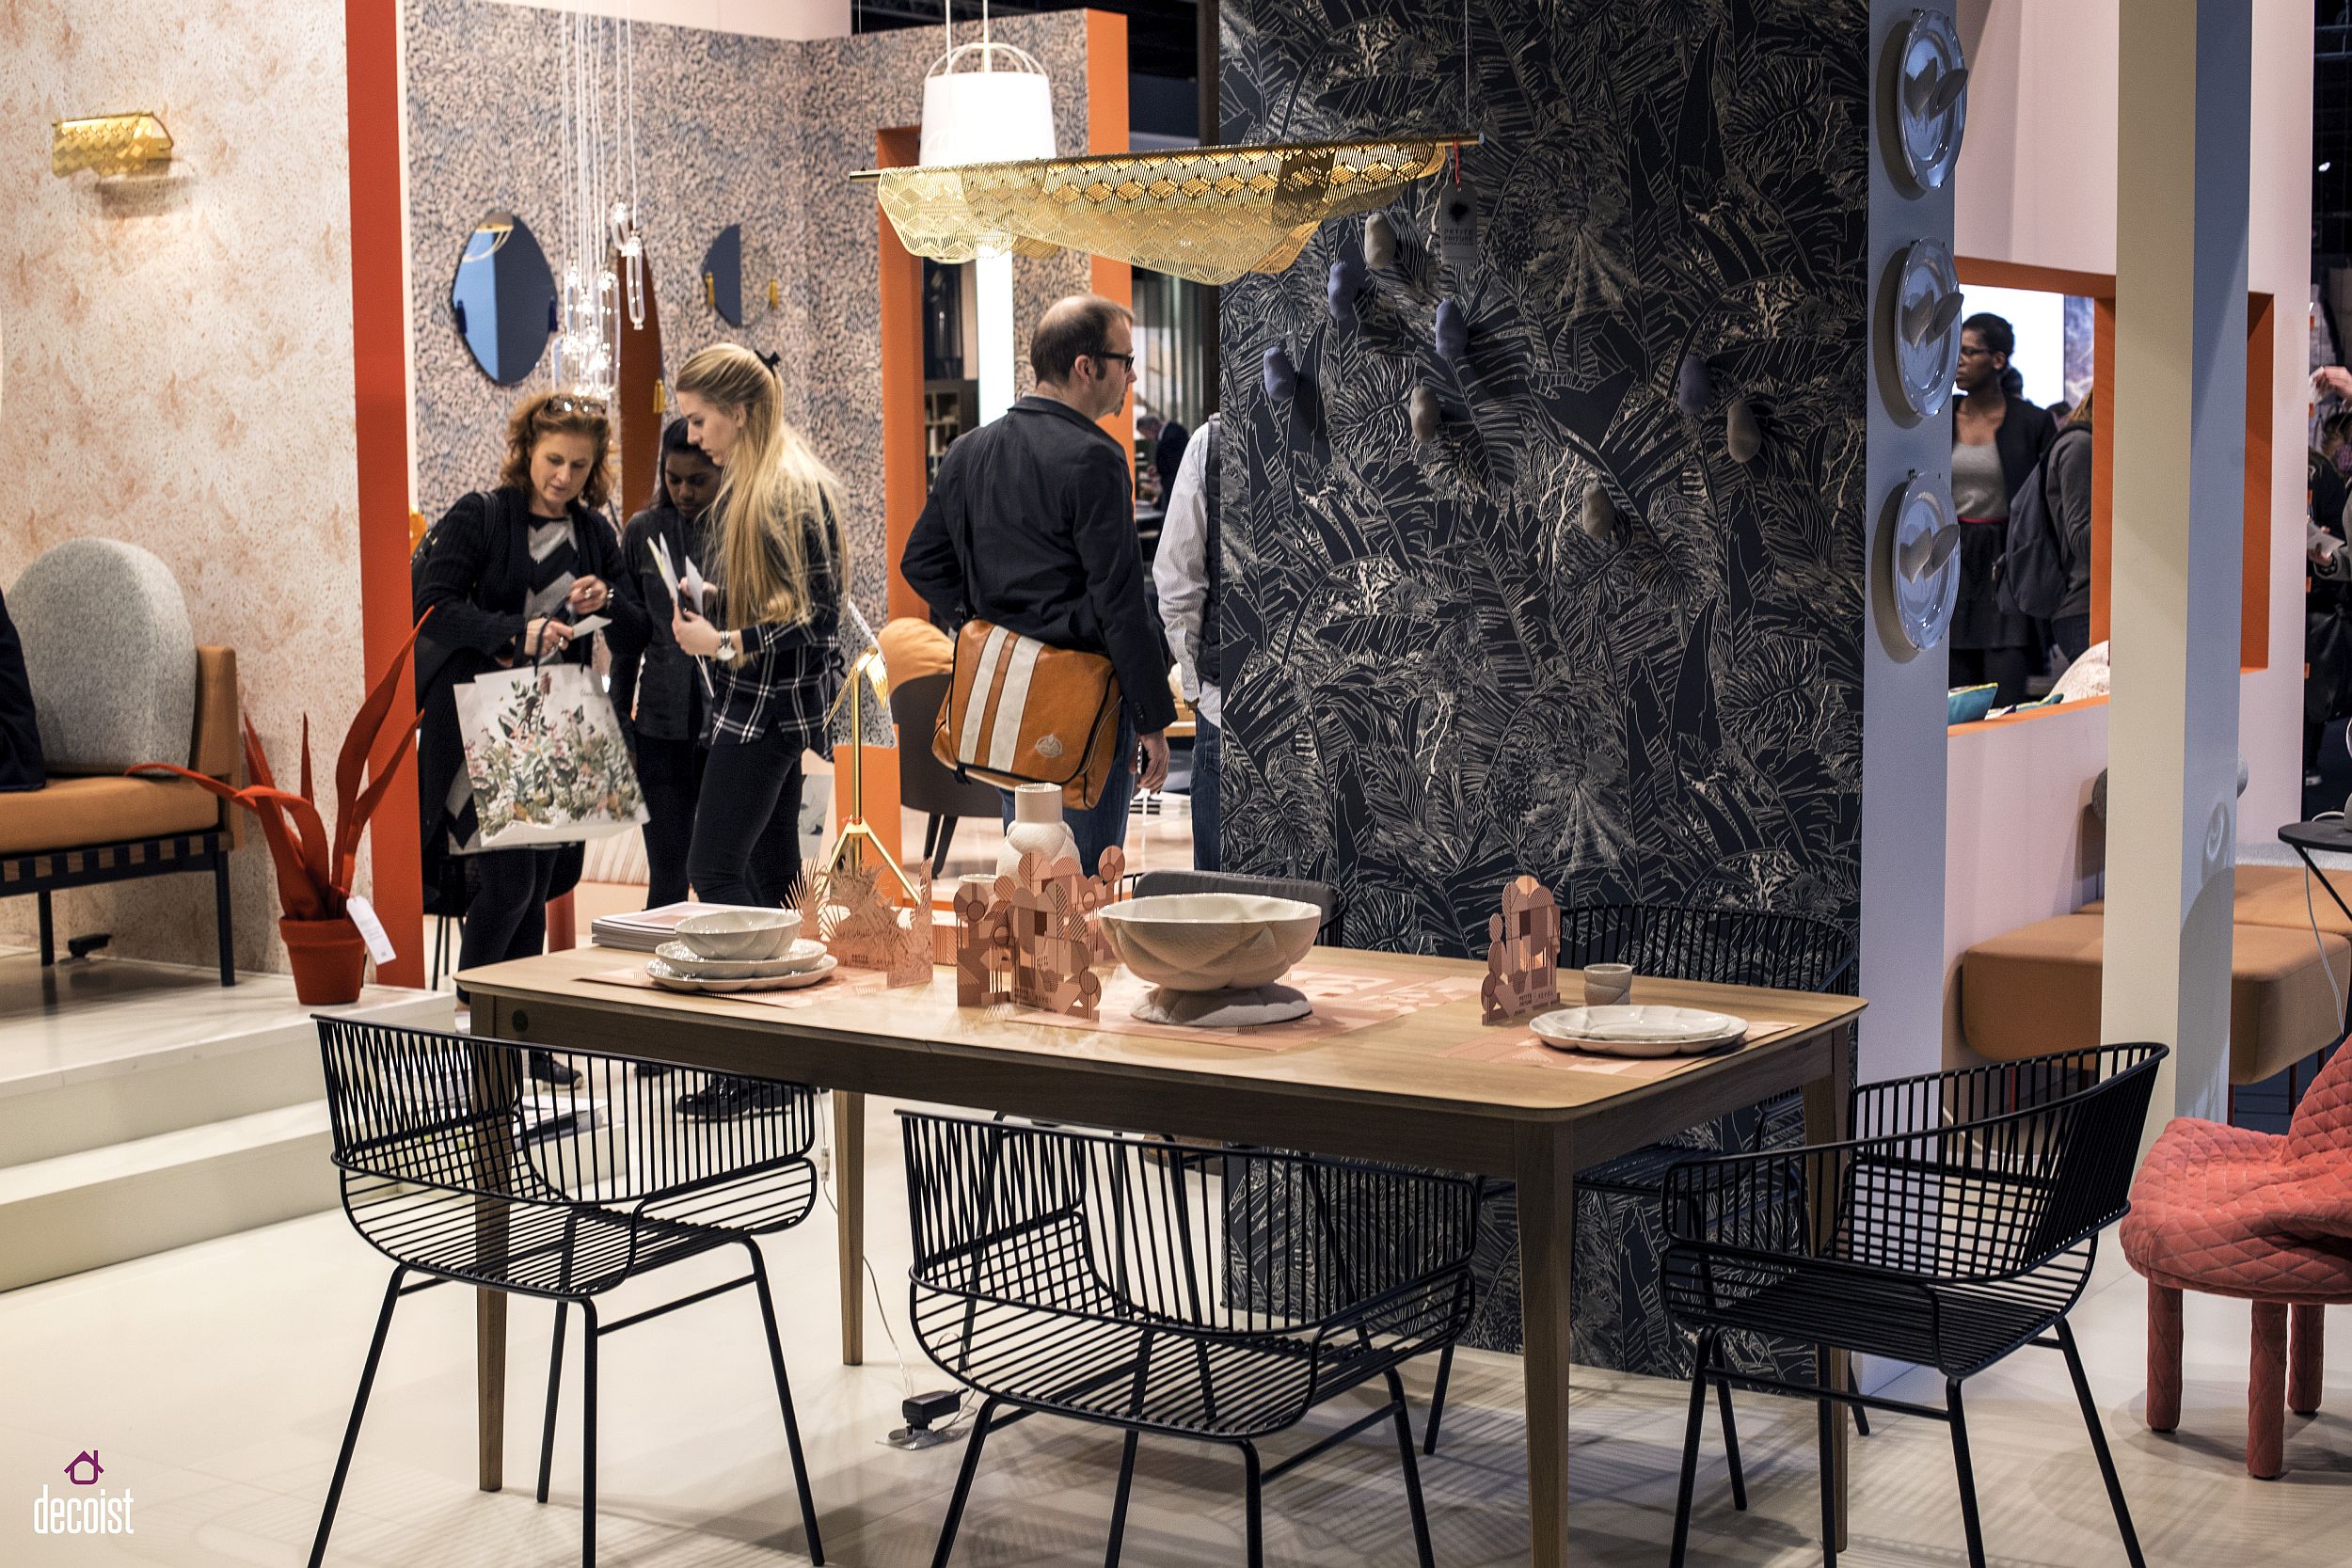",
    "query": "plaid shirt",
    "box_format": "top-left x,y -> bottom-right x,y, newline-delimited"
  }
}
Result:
705,506 -> 843,750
